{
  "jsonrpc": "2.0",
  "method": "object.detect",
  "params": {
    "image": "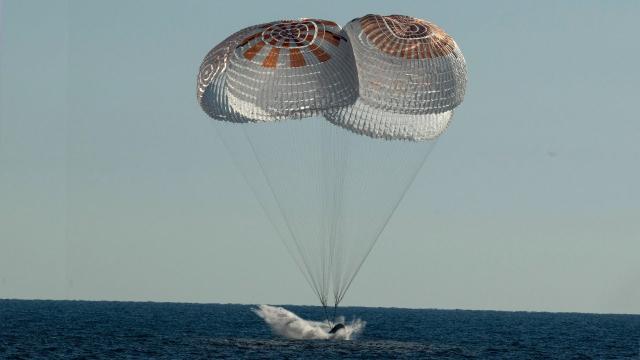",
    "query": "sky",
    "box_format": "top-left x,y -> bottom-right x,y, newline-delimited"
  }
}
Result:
1,0 -> 639,314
